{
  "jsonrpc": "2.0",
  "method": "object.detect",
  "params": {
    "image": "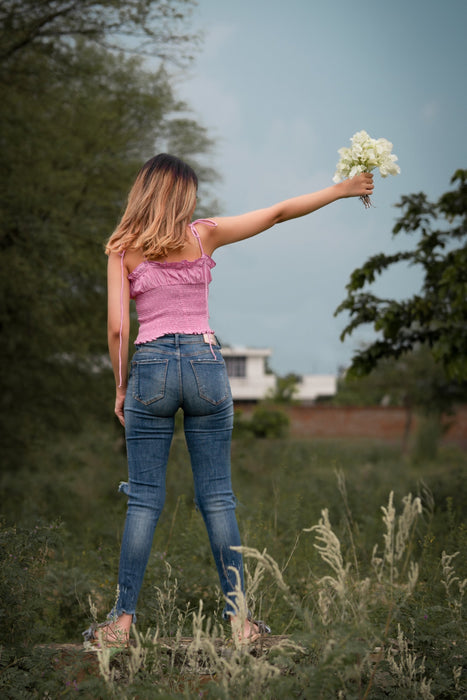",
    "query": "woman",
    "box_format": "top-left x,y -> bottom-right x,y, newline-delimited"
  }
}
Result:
84,153 -> 373,646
